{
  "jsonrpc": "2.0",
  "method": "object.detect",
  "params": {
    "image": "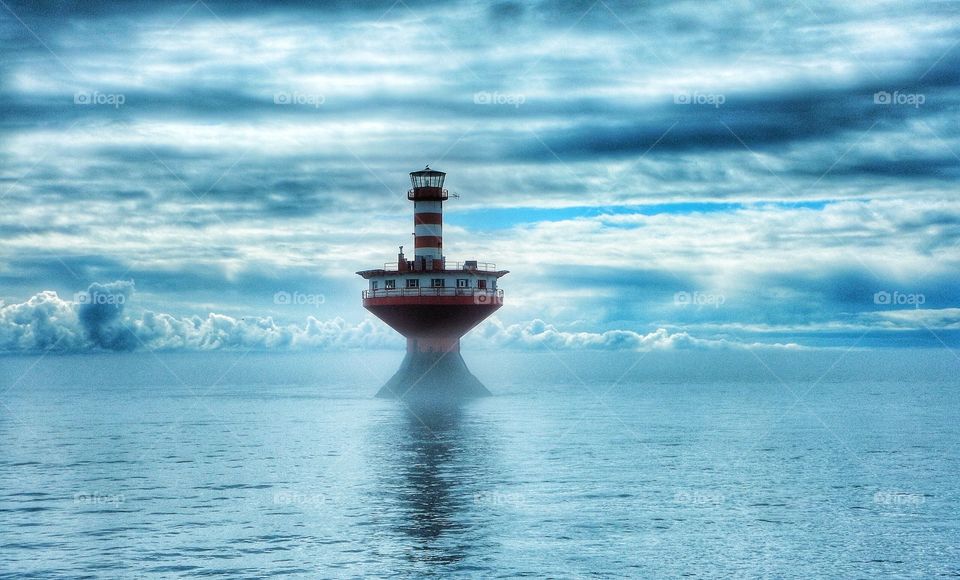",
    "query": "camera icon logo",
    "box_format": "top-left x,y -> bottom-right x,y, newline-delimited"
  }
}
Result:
273,92 -> 290,105
673,291 -> 691,305
474,292 -> 502,305
274,291 -> 292,305
873,290 -> 891,305
473,91 -> 492,105
873,91 -> 891,105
